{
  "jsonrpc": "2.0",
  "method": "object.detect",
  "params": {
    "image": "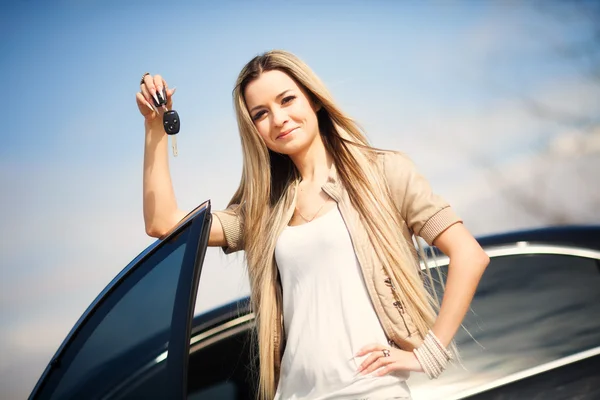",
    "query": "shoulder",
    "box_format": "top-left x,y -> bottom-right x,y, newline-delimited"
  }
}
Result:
374,150 -> 417,187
